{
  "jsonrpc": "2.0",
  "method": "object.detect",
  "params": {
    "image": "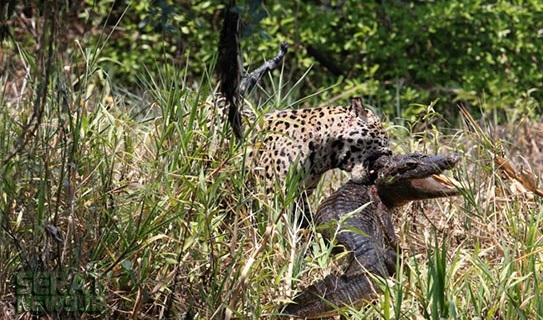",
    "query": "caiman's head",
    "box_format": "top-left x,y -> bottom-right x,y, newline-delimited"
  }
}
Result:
371,153 -> 460,208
